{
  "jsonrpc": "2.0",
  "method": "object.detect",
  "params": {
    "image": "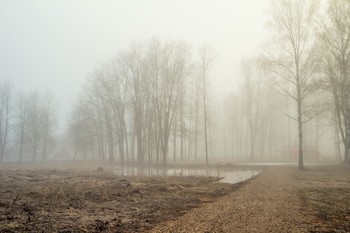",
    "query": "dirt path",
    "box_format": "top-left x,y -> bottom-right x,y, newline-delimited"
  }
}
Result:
151,167 -> 315,233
